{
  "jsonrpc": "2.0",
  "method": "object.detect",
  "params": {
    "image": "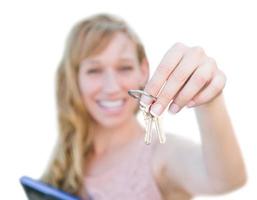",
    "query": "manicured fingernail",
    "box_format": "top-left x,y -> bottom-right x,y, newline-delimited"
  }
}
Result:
169,103 -> 180,114
150,103 -> 163,117
140,95 -> 153,106
187,100 -> 195,107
